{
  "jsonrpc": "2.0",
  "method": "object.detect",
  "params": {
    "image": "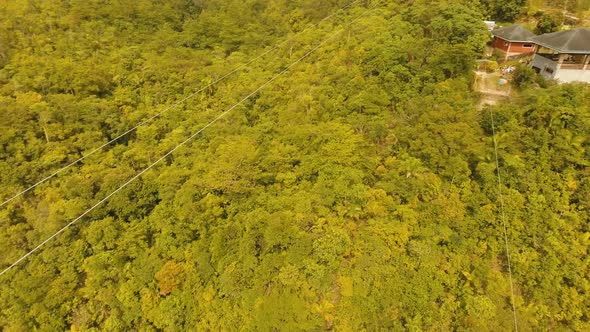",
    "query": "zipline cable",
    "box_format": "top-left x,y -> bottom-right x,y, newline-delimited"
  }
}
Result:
490,110 -> 519,332
0,8 -> 374,277
0,0 -> 362,209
